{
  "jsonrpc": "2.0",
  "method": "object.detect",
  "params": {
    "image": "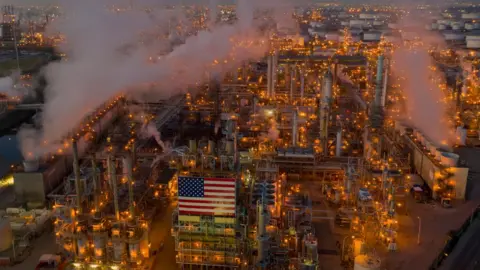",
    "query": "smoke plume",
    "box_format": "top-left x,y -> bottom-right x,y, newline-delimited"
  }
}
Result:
392,16 -> 455,146
0,77 -> 14,96
267,118 -> 279,141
